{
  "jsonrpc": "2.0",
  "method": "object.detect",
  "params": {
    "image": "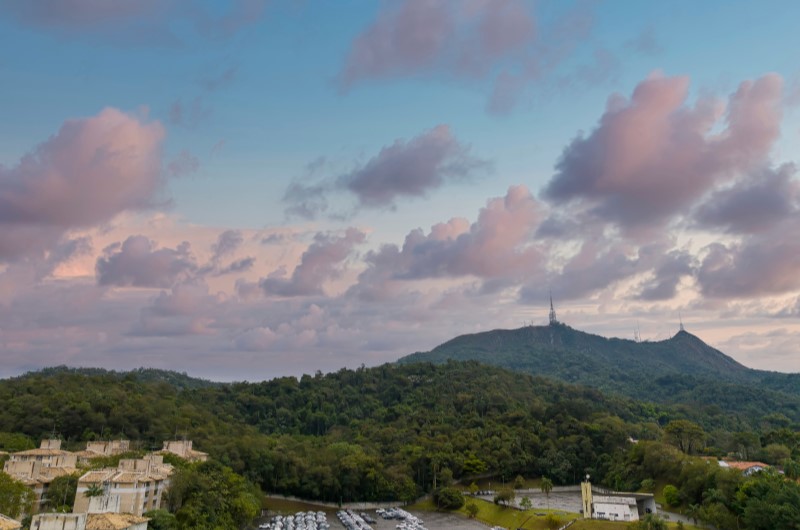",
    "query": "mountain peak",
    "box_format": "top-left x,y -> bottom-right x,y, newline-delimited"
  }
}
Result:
398,322 -> 762,400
